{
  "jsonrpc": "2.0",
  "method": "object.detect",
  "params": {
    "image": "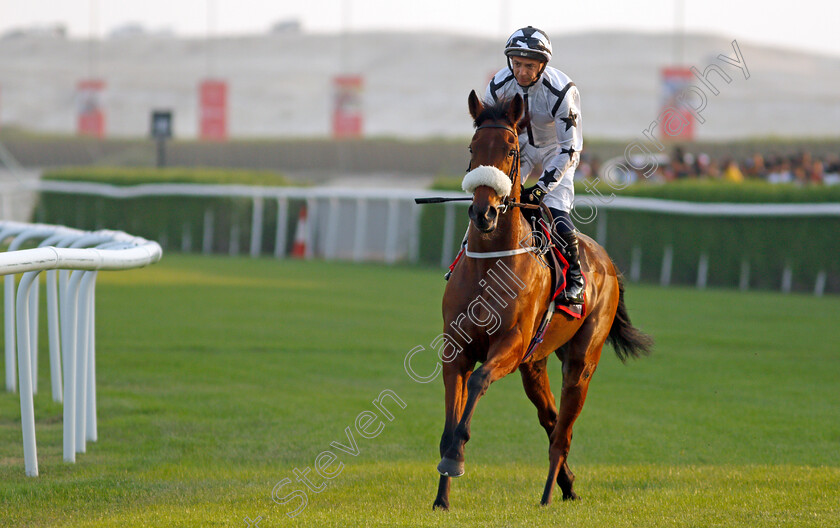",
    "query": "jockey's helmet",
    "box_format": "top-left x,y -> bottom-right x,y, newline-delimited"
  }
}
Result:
504,26 -> 552,63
